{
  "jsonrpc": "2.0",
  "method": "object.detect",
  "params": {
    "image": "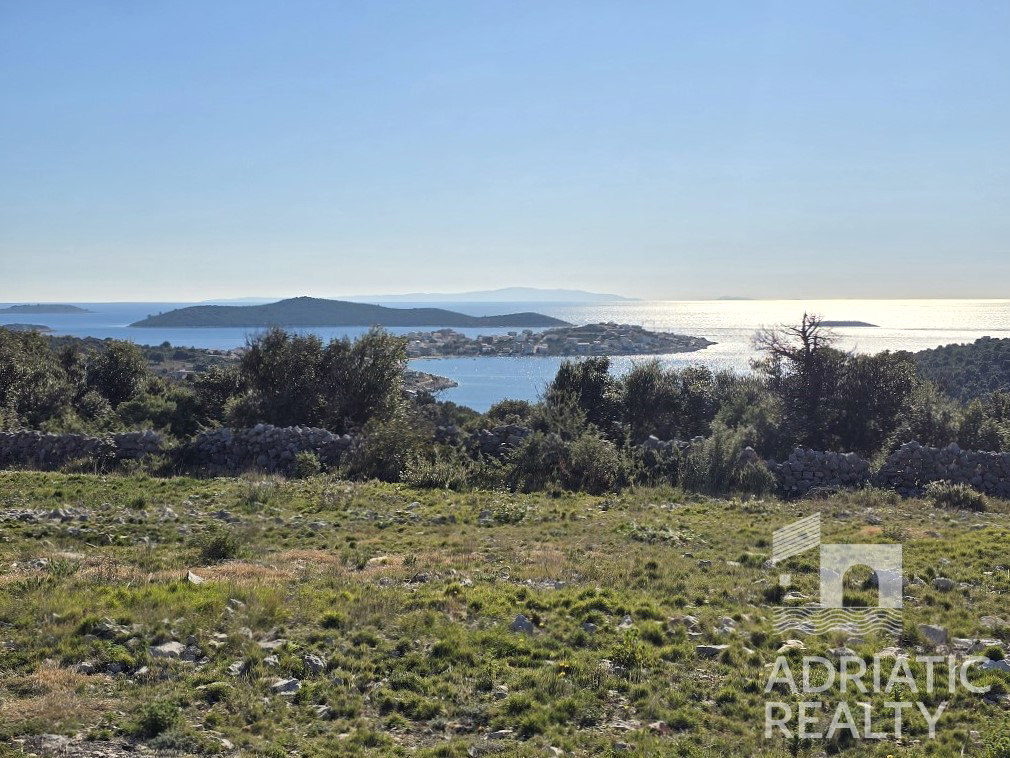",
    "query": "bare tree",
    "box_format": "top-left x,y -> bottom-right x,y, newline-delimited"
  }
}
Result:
753,313 -> 839,449
753,312 -> 833,367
